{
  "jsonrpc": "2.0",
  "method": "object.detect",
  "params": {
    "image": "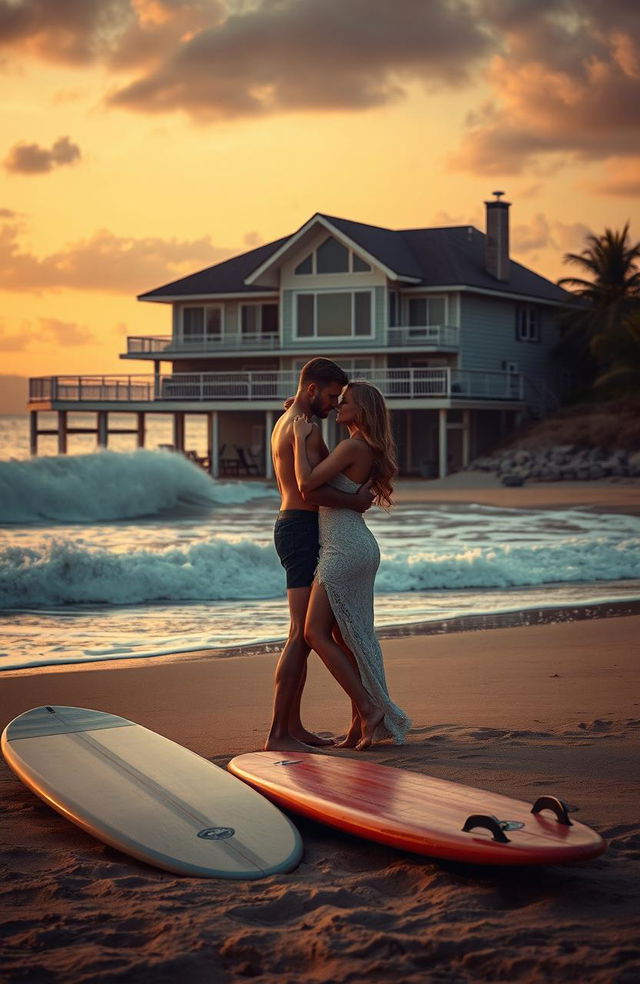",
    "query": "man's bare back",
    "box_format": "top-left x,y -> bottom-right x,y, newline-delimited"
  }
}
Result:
271,410 -> 326,511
